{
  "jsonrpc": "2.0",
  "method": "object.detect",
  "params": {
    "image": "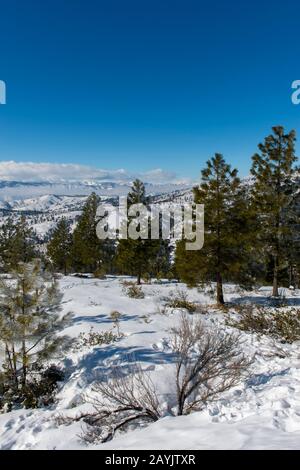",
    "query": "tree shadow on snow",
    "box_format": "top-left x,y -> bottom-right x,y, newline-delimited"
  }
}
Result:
246,368 -> 290,387
74,343 -> 177,385
72,313 -> 140,325
231,295 -> 300,307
